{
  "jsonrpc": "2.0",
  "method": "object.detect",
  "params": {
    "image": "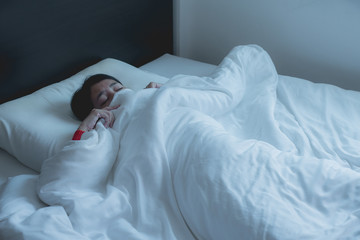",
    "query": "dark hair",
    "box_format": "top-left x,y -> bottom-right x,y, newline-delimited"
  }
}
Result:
71,74 -> 122,120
